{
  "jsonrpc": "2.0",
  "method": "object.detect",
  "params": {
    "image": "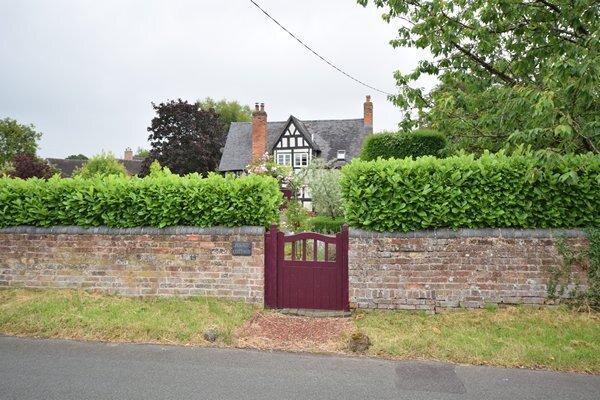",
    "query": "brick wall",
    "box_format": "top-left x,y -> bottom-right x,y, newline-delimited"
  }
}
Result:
0,226 -> 265,304
349,228 -> 588,312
